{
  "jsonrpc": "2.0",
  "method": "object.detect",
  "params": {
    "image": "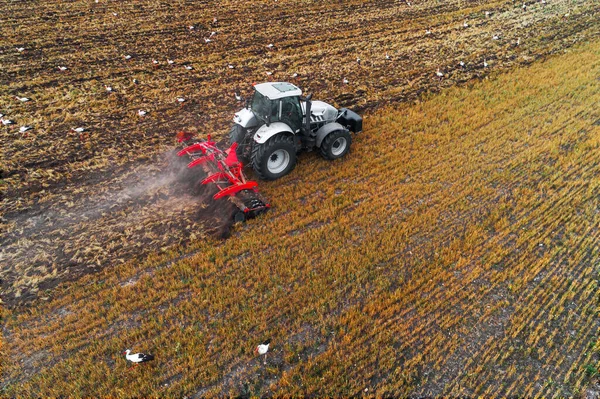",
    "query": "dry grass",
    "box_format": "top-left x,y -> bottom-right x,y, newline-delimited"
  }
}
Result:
1,0 -> 598,306
2,37 -> 599,396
